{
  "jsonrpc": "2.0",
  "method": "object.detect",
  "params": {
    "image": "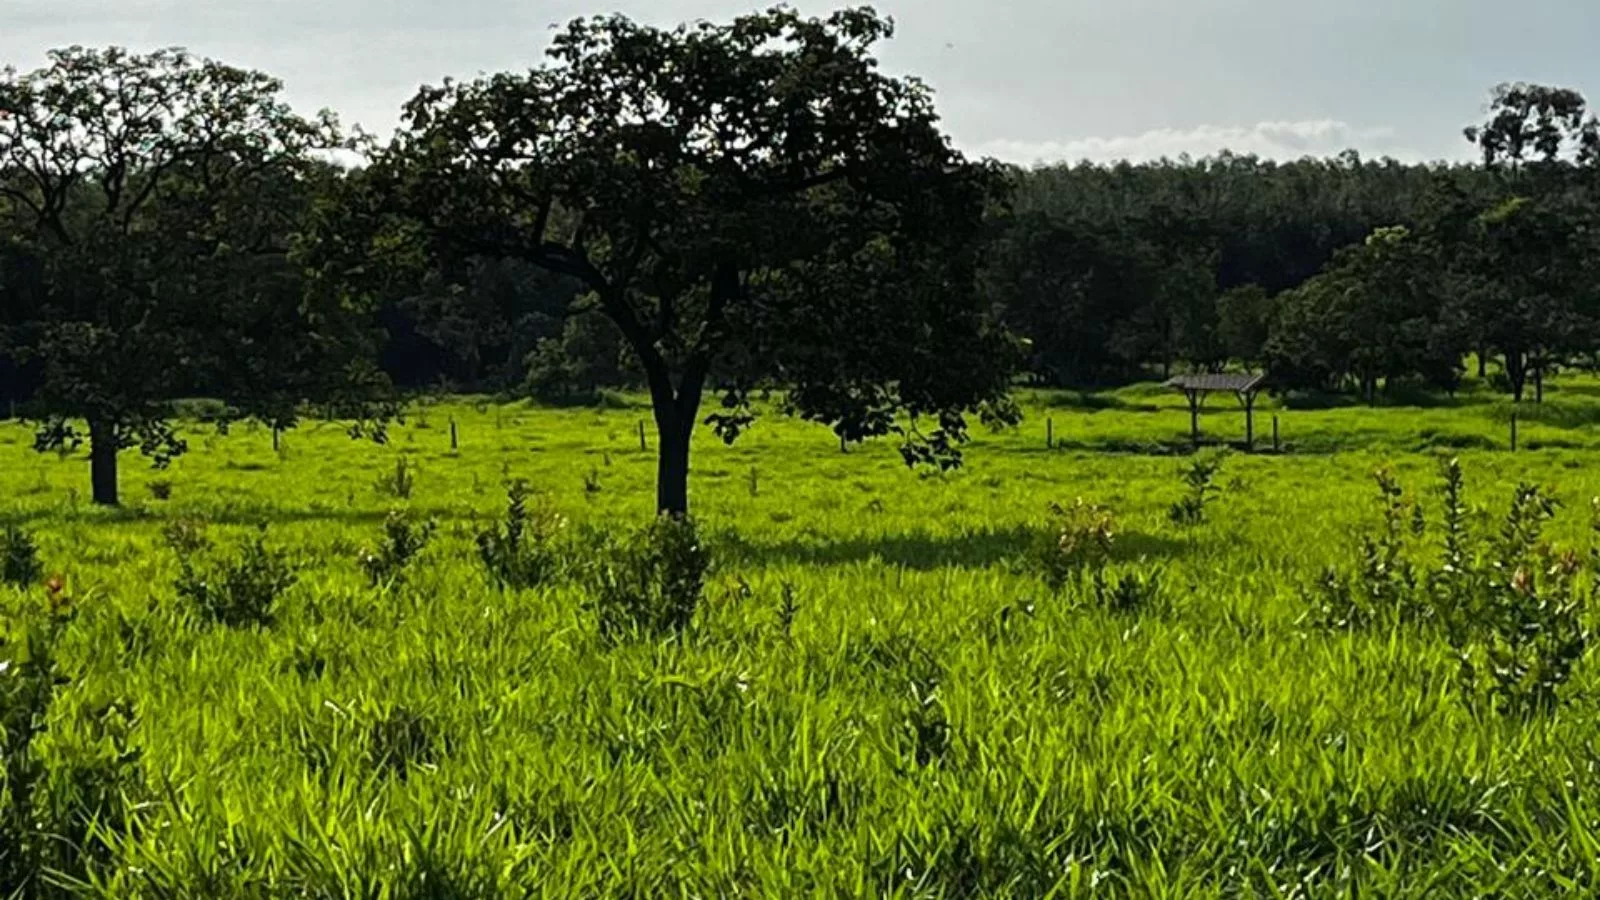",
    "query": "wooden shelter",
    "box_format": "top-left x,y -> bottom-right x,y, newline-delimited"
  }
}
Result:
1164,373 -> 1267,450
